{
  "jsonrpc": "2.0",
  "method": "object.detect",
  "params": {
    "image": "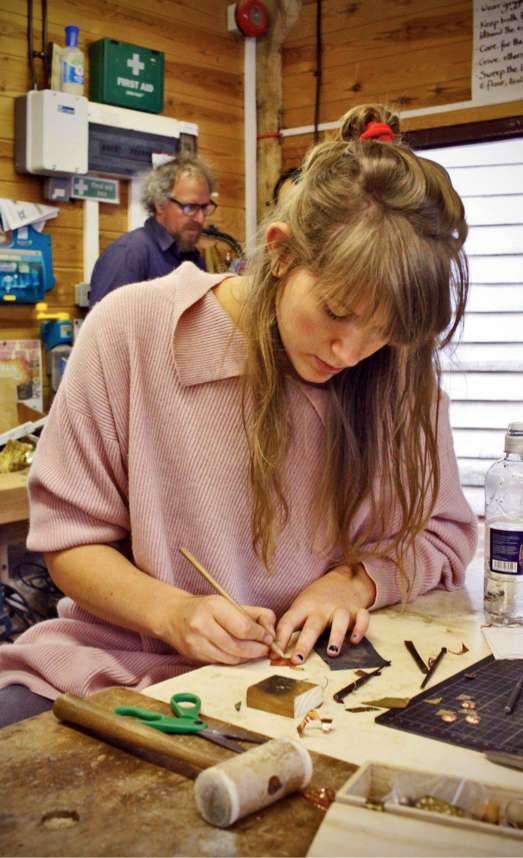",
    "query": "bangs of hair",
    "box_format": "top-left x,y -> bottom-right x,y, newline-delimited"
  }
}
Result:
305,208 -> 462,349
